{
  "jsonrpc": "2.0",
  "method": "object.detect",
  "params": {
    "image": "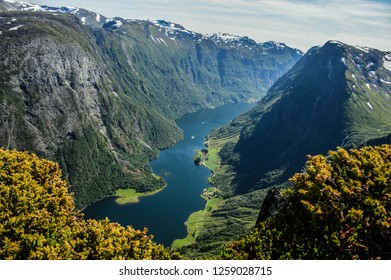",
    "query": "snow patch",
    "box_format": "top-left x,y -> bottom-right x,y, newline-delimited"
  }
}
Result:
158,38 -> 168,47
12,18 -> 17,21
96,13 -> 101,23
69,7 -> 80,14
380,79 -> 391,85
366,83 -> 370,89
216,33 -> 240,41
106,19 -> 123,28
351,74 -> 357,80
20,2 -> 43,12
355,46 -> 370,53
149,19 -> 196,38
328,40 -> 343,45
150,35 -> 157,44
206,32 -> 242,43
9,25 -> 23,31
366,102 -> 373,110
0,31 -> 2,35
81,17 -> 86,24
340,57 -> 346,66
115,20 -> 123,28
